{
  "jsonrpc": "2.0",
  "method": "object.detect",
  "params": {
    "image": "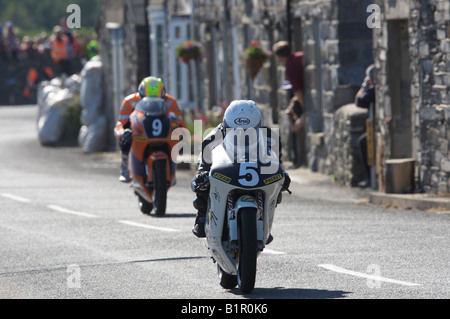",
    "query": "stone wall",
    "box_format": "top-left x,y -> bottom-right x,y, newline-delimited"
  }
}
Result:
293,0 -> 373,178
192,0 -> 373,177
412,0 -> 450,194
373,0 -> 450,194
332,104 -> 369,186
97,0 -> 148,151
